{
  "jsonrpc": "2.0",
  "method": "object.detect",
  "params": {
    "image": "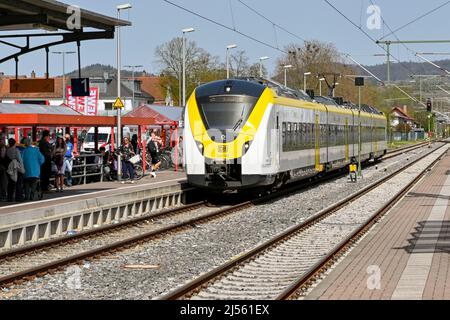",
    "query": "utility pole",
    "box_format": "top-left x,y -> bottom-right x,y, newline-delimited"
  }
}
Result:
116,3 -> 132,182
182,27 -> 195,107
376,39 -> 450,85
